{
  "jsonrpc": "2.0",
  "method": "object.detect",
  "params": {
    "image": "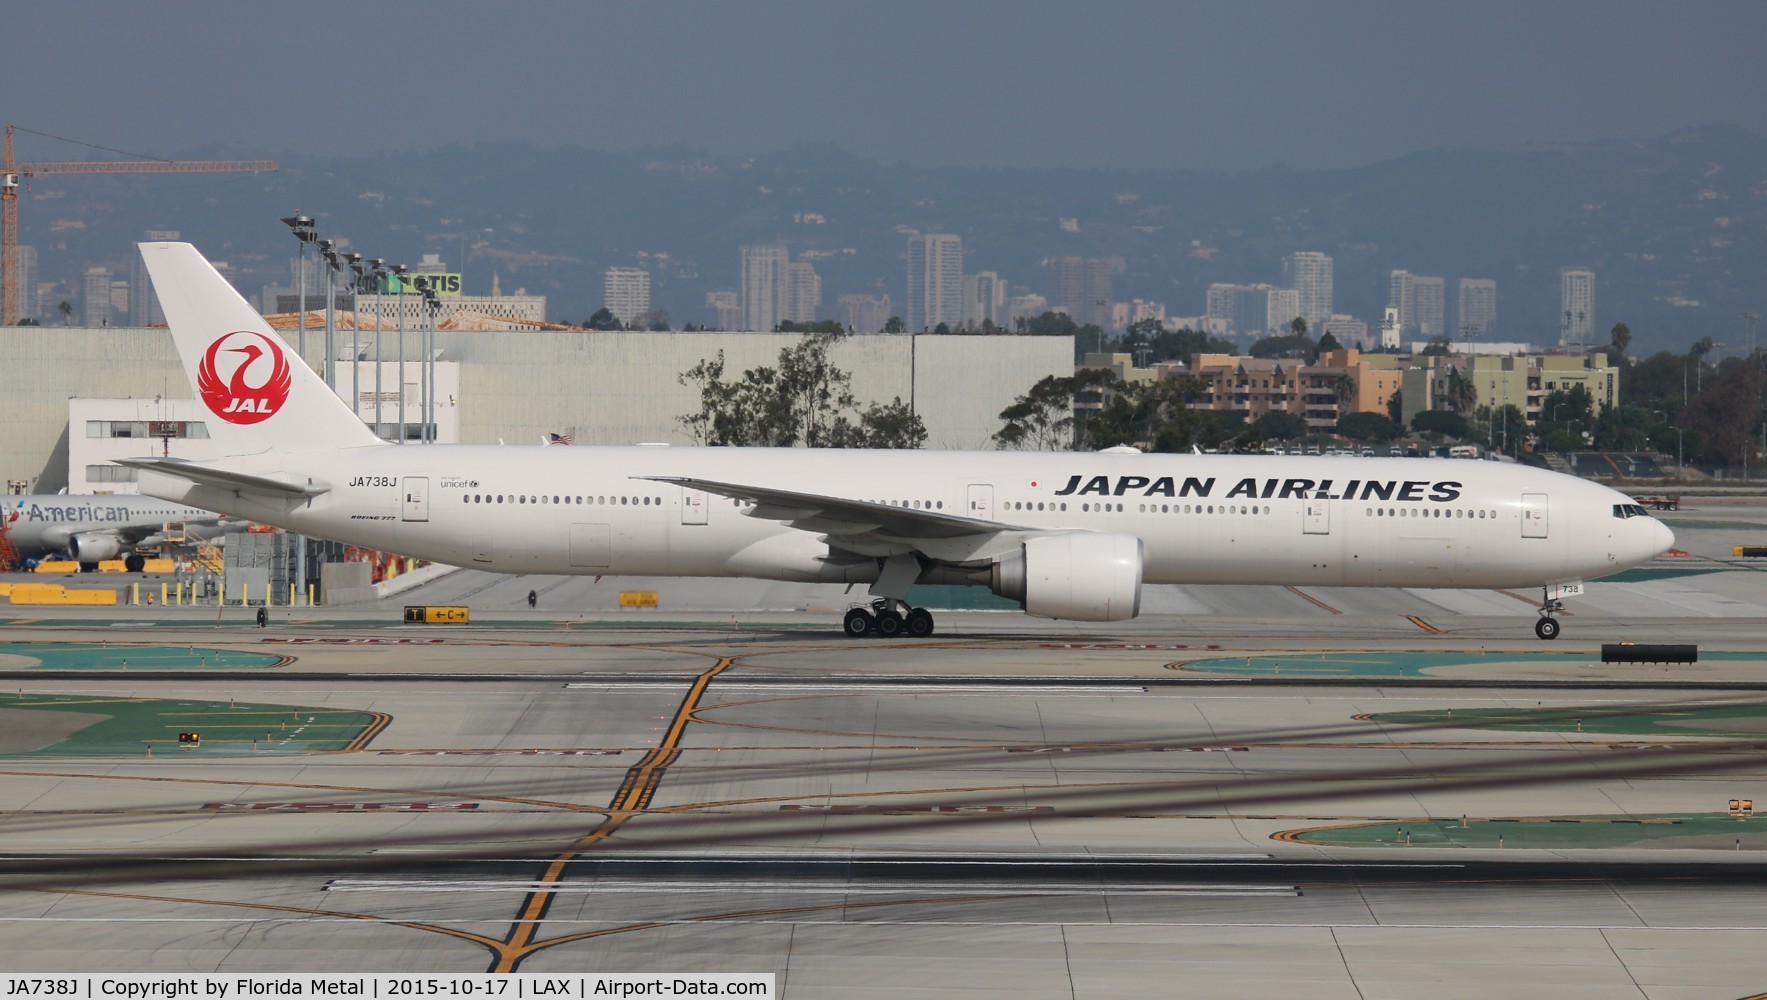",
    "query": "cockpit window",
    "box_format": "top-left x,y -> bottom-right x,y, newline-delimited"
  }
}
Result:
1612,503 -> 1652,519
